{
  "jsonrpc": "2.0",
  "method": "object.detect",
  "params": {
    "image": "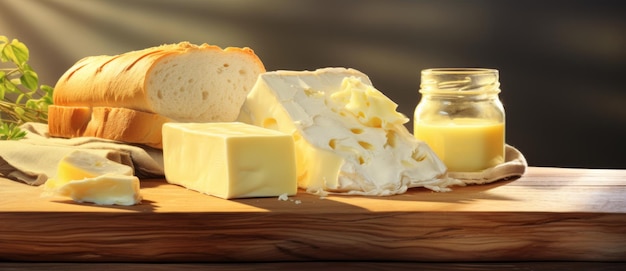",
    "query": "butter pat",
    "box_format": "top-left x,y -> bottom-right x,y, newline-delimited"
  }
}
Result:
238,67 -> 461,196
56,174 -> 142,206
162,122 -> 297,199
